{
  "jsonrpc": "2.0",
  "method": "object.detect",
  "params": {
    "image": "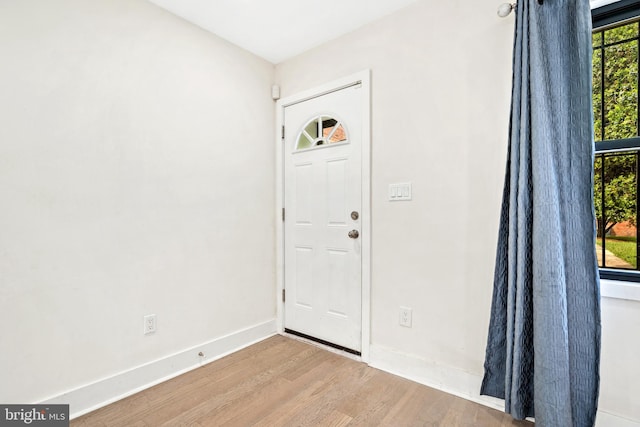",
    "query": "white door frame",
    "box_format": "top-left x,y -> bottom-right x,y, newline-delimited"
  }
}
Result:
275,70 -> 371,362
